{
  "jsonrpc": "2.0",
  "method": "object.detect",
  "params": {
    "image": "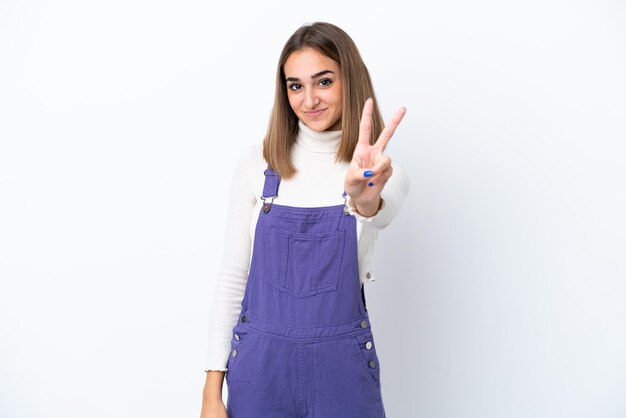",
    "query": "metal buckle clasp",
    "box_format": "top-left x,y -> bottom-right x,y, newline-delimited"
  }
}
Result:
342,191 -> 351,215
261,195 -> 276,213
